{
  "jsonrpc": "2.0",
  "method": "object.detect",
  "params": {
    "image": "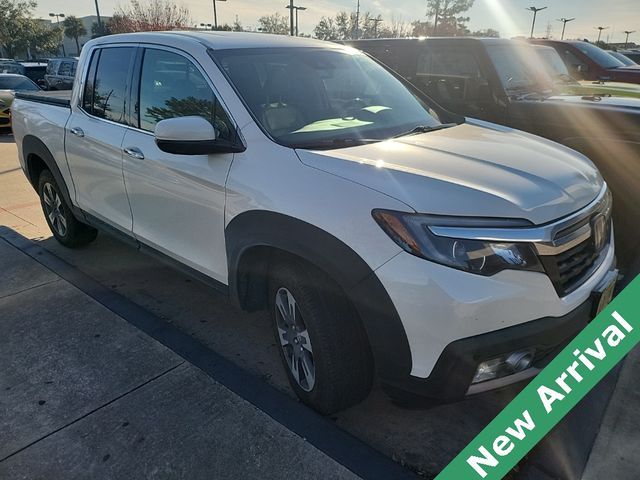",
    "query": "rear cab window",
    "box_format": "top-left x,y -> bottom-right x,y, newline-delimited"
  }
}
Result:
81,47 -> 135,125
